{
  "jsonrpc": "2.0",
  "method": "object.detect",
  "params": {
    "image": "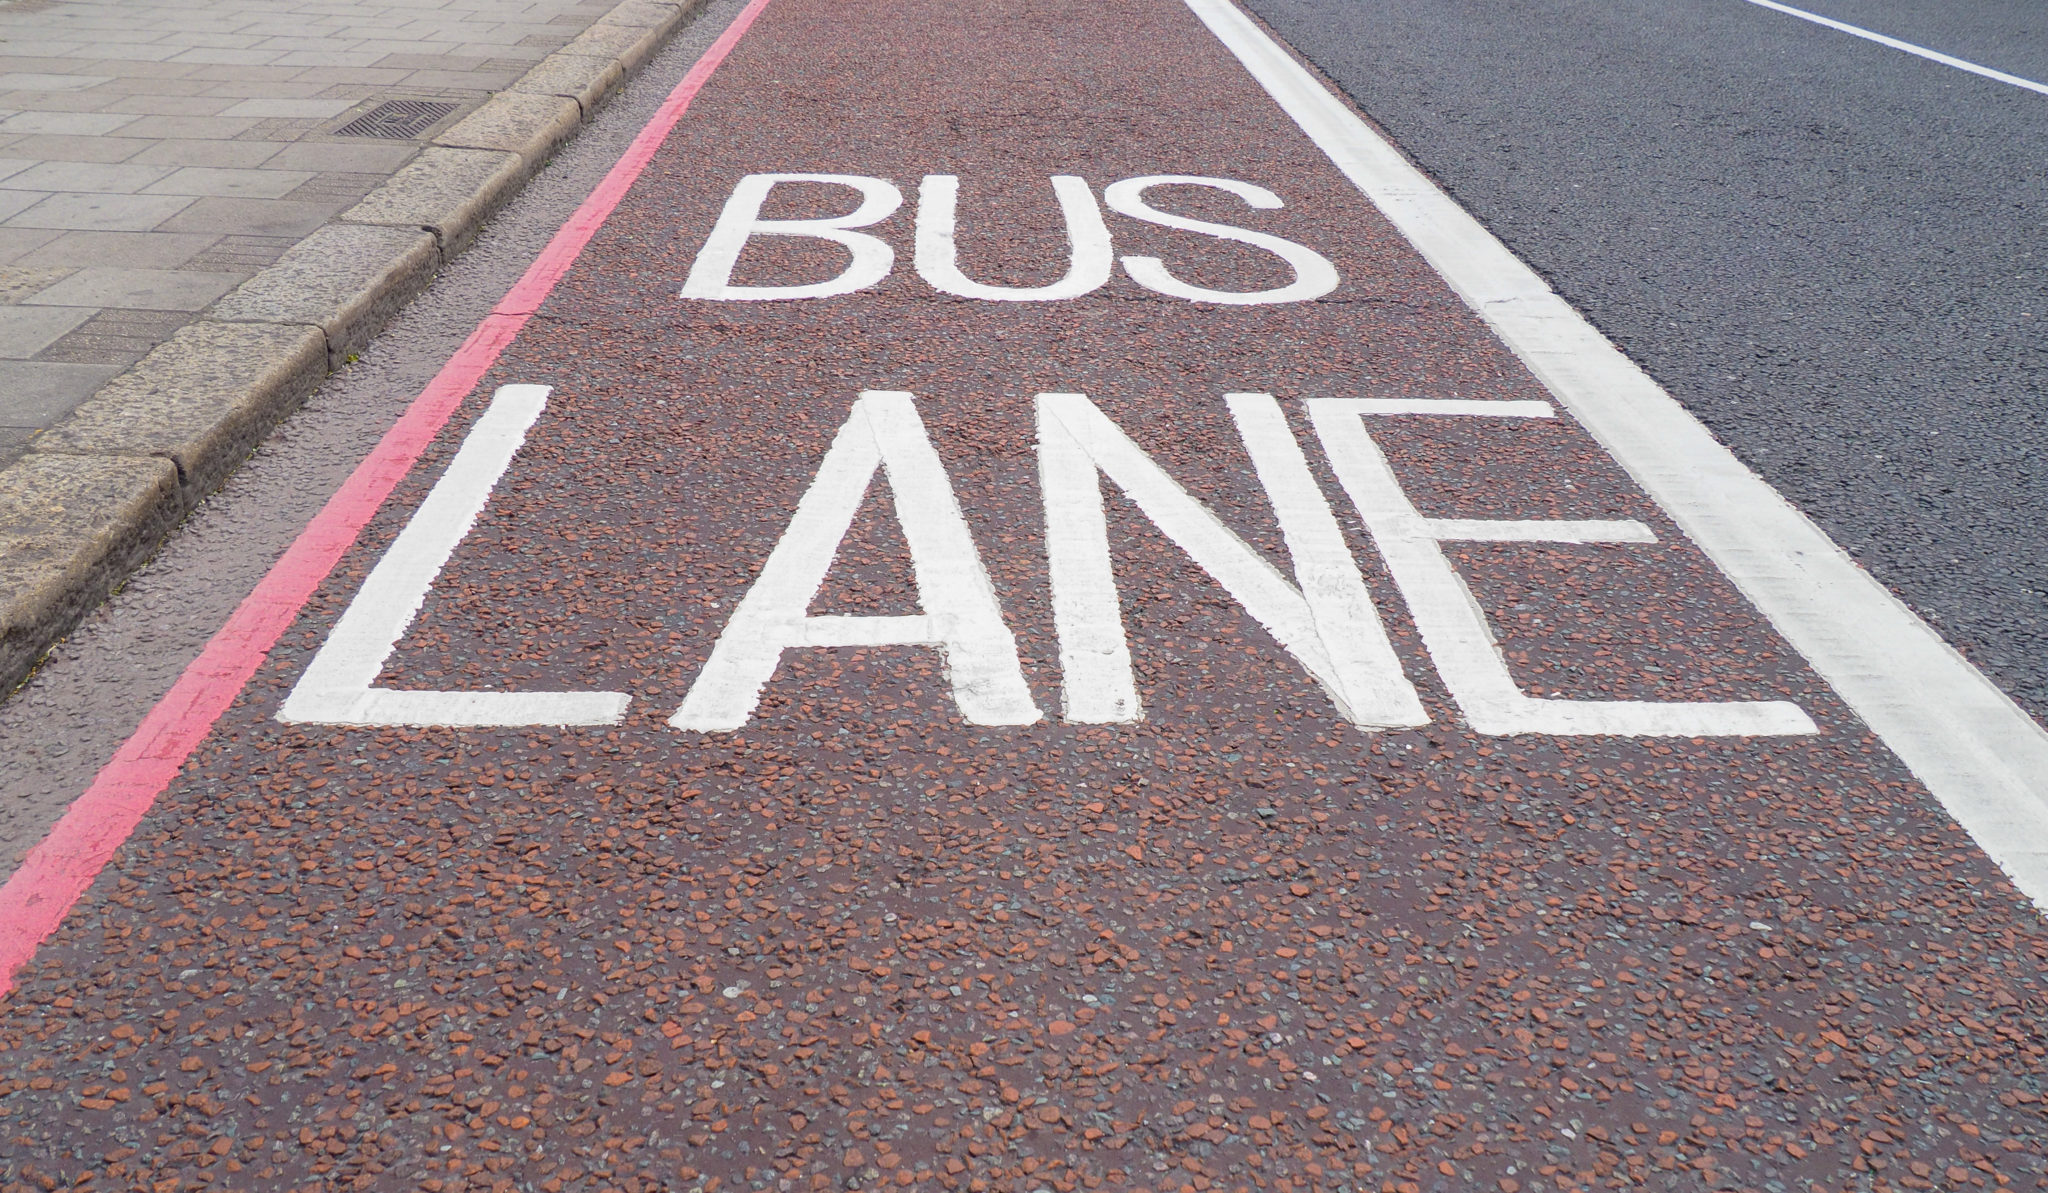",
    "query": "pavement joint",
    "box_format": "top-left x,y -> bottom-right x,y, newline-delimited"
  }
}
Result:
0,0 -> 705,698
